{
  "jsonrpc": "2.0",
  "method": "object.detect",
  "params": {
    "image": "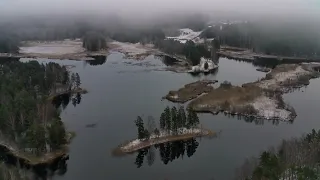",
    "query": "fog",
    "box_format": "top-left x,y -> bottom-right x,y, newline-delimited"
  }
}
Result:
1,0 -> 319,22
